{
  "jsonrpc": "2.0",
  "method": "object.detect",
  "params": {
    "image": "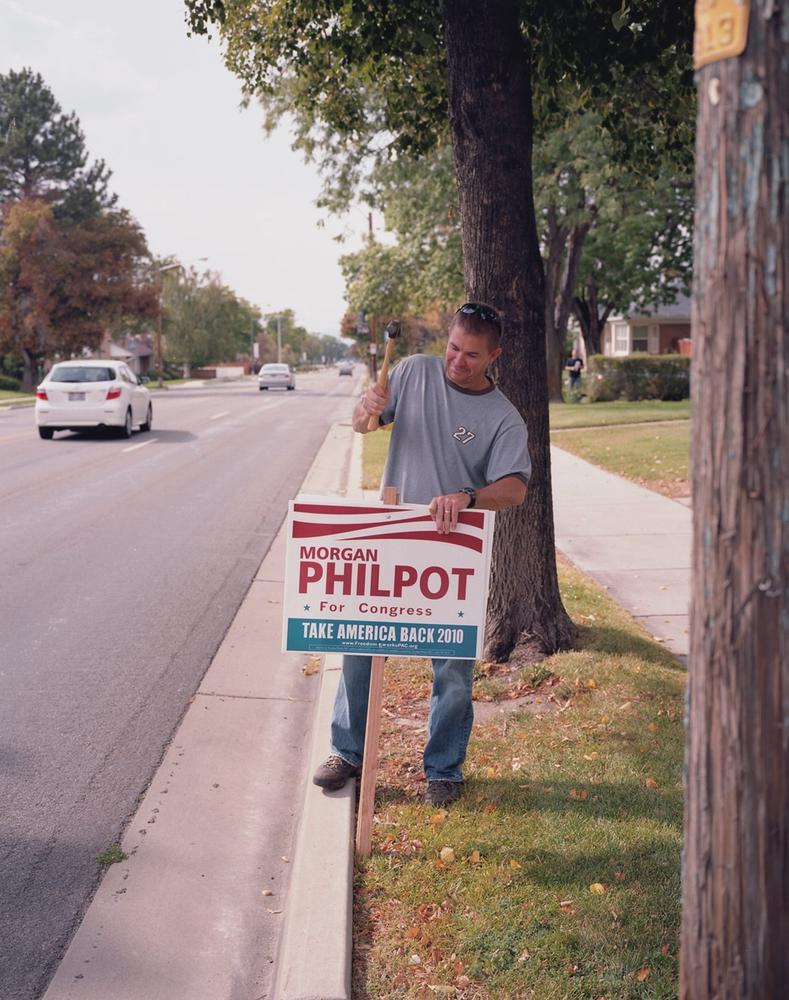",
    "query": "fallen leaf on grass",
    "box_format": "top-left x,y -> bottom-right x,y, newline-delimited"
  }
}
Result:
636,967 -> 650,981
559,900 -> 577,916
468,850 -> 481,864
429,811 -> 448,827
661,944 -> 670,956
569,788 -> 589,800
509,859 -> 522,871
586,678 -> 598,689
483,803 -> 497,814
440,847 -> 456,865
614,871 -> 626,882
647,722 -> 658,732
645,777 -> 659,789
589,882 -> 607,894
406,926 -> 421,939
517,948 -> 531,962
484,766 -> 496,779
